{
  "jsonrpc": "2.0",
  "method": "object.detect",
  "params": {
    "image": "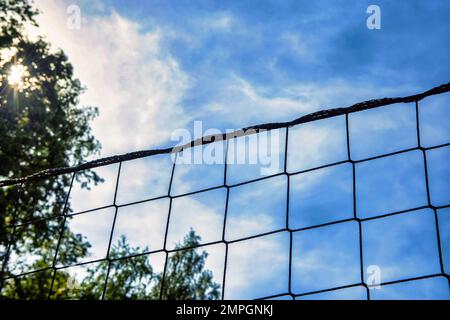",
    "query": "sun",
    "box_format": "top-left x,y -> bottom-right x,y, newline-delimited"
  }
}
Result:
7,64 -> 29,88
